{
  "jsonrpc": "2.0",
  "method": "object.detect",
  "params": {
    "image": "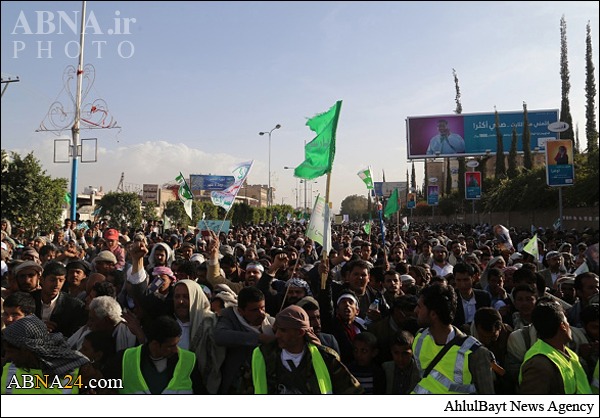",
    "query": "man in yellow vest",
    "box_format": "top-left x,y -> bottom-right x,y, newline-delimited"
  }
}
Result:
2,314 -> 89,394
519,300 -> 592,394
412,283 -> 495,394
112,315 -> 203,394
250,305 -> 363,394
